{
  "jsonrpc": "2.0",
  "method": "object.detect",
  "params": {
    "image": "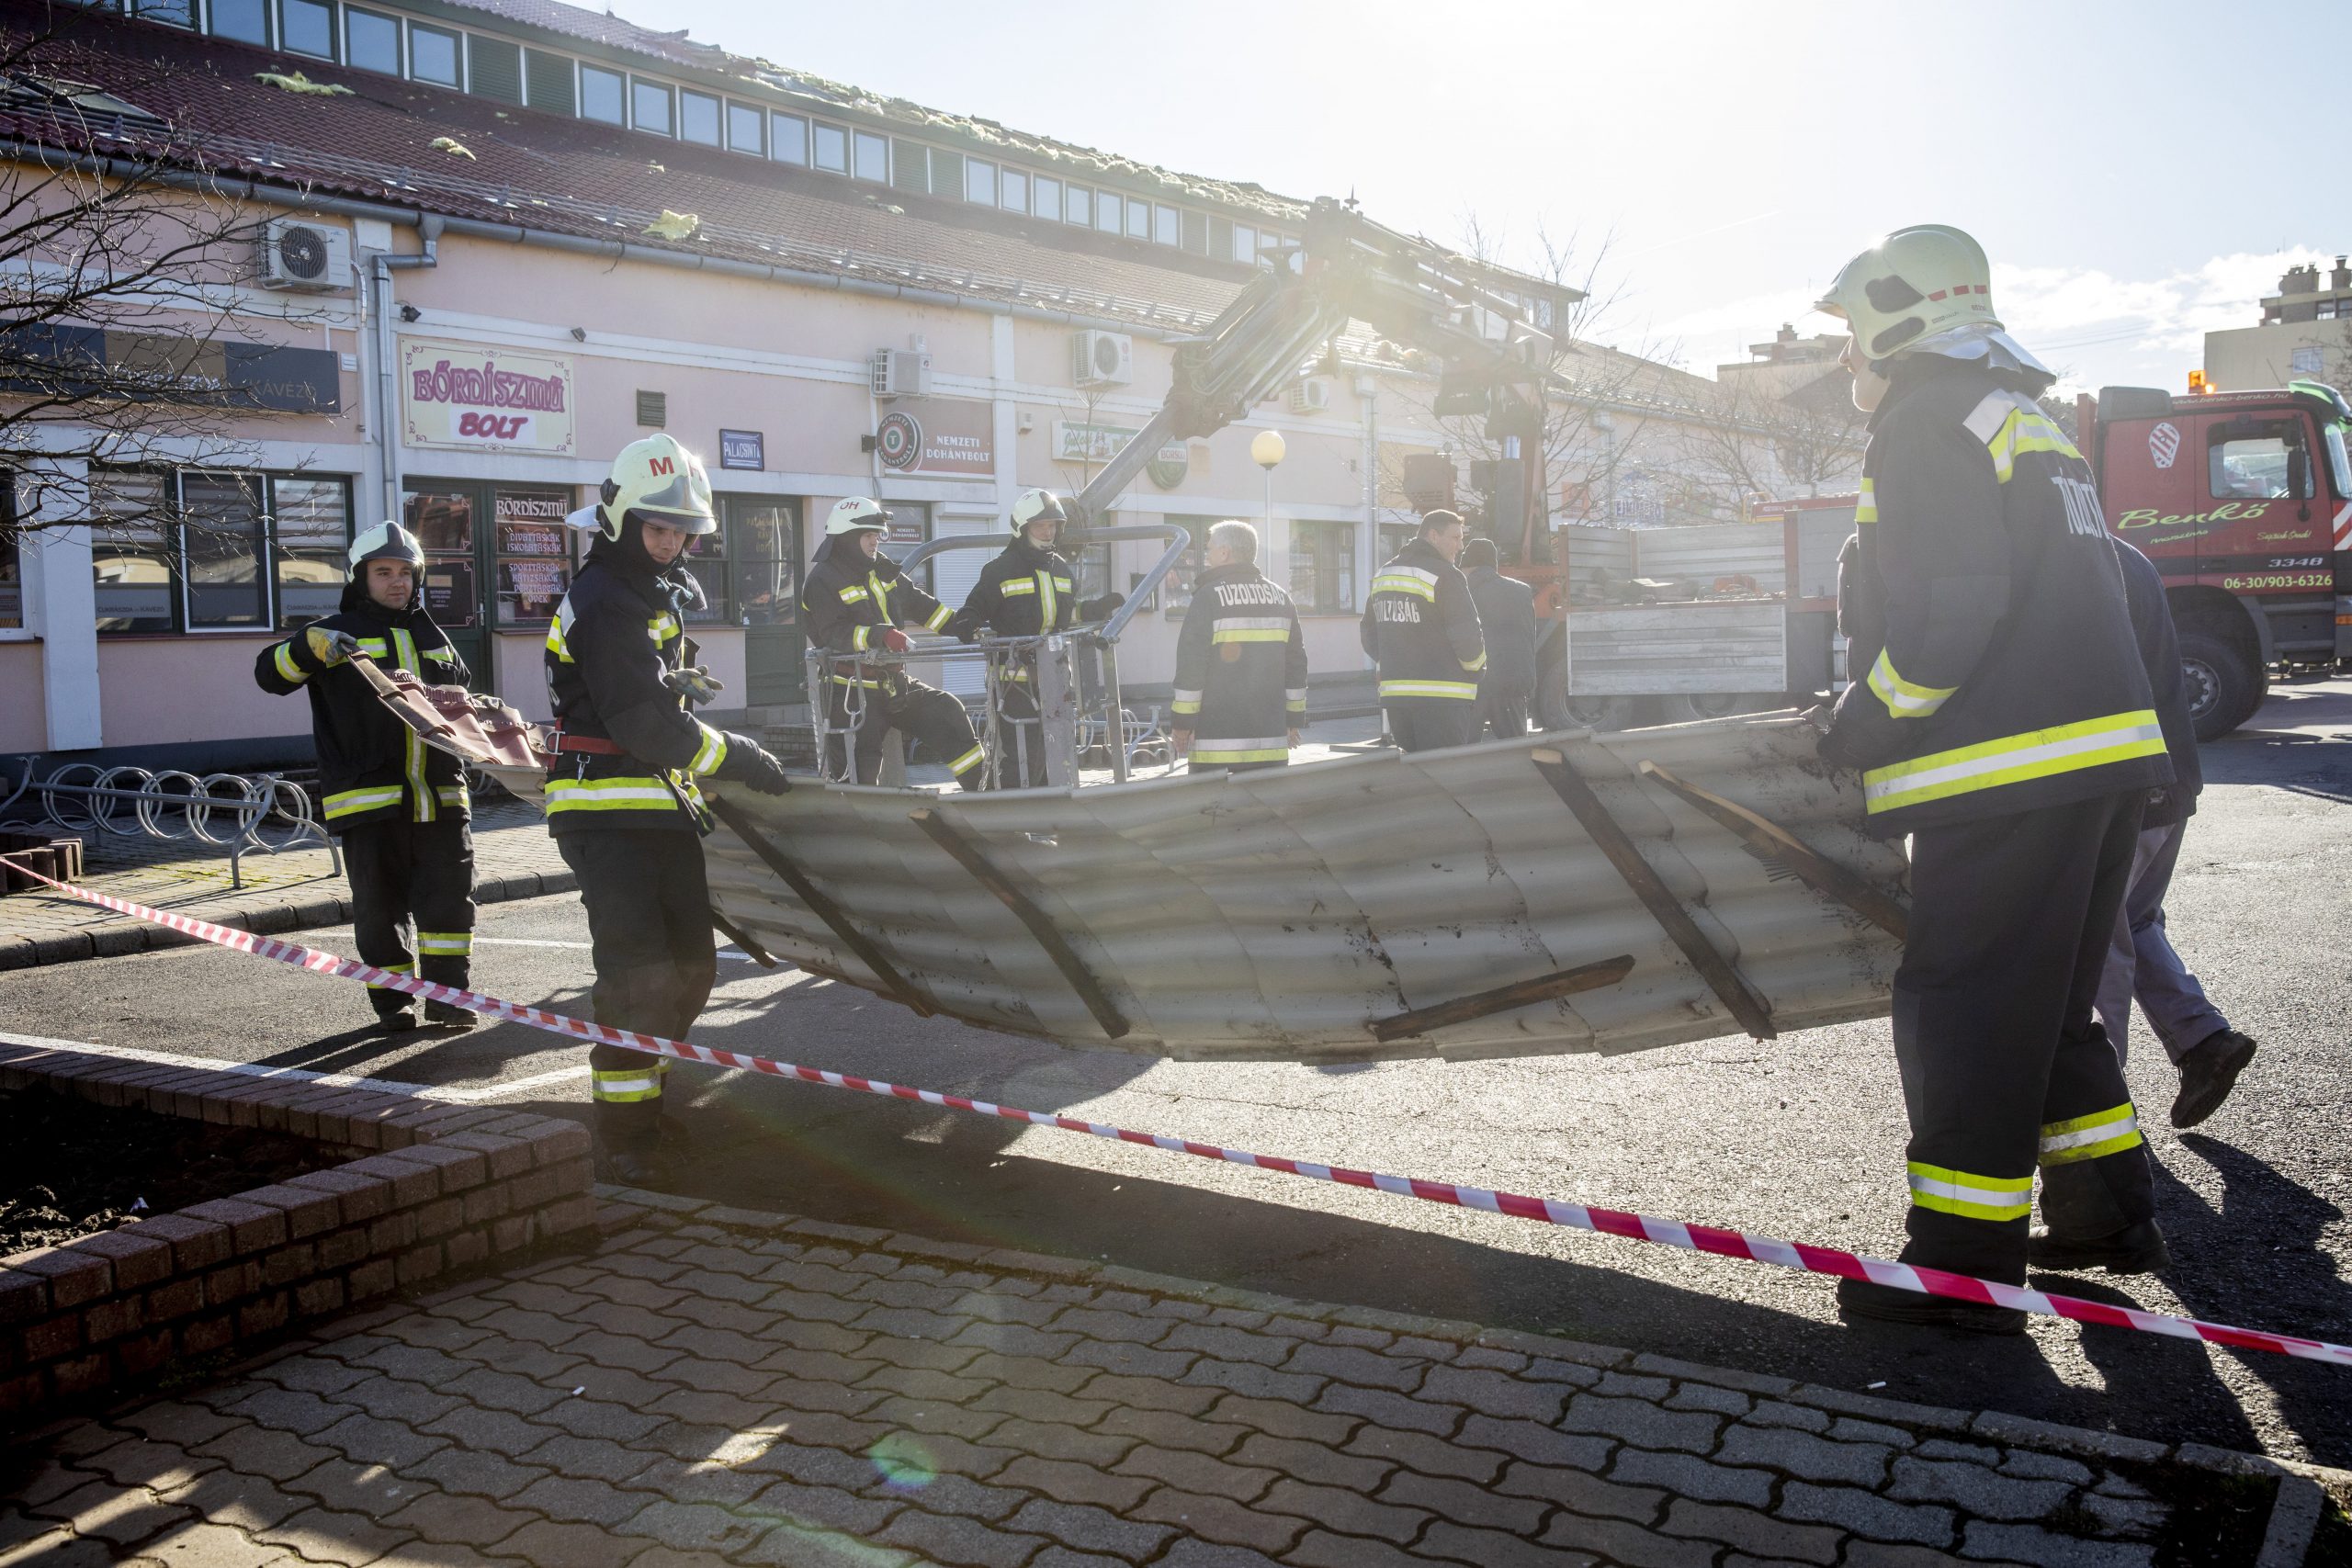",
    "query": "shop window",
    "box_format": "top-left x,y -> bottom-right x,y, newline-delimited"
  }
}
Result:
579,63 -> 625,125
271,476 -> 349,627
1066,185 -> 1091,228
1001,169 -> 1028,214
1034,175 -> 1062,223
91,468 -> 175,634
1378,520 -> 1419,564
493,490 -> 575,625
179,472 -> 268,630
209,0 -> 269,46
409,23 -> 460,87
345,6 -> 399,73
965,157 -> 997,207
402,489 -> 479,629
769,111 -> 808,164
679,89 -> 720,146
727,501 -> 797,626
279,0 -> 334,59
683,526 -> 729,623
524,48 -> 574,114
1289,520 -> 1356,614
726,101 -> 763,154
0,480 -> 19,631
2210,423 -> 2312,501
1159,515 -> 1217,616
853,130 -> 888,183
812,122 -> 848,174
631,78 -> 673,136
468,35 -> 524,104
